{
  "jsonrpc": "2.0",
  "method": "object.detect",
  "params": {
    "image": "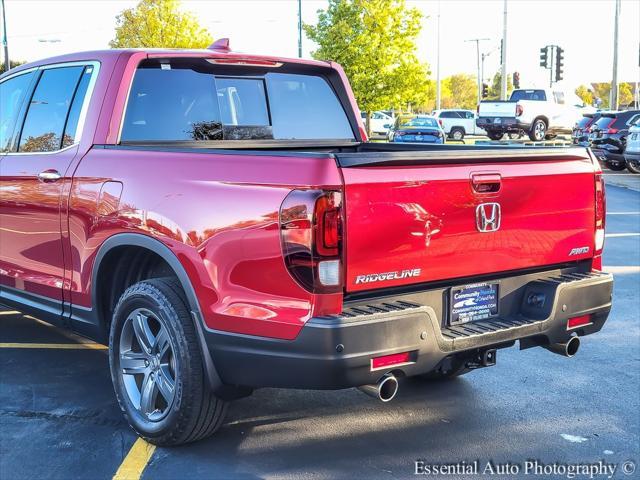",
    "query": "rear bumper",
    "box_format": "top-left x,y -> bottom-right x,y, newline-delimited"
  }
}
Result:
592,147 -> 625,165
476,118 -> 529,132
206,266 -> 612,390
